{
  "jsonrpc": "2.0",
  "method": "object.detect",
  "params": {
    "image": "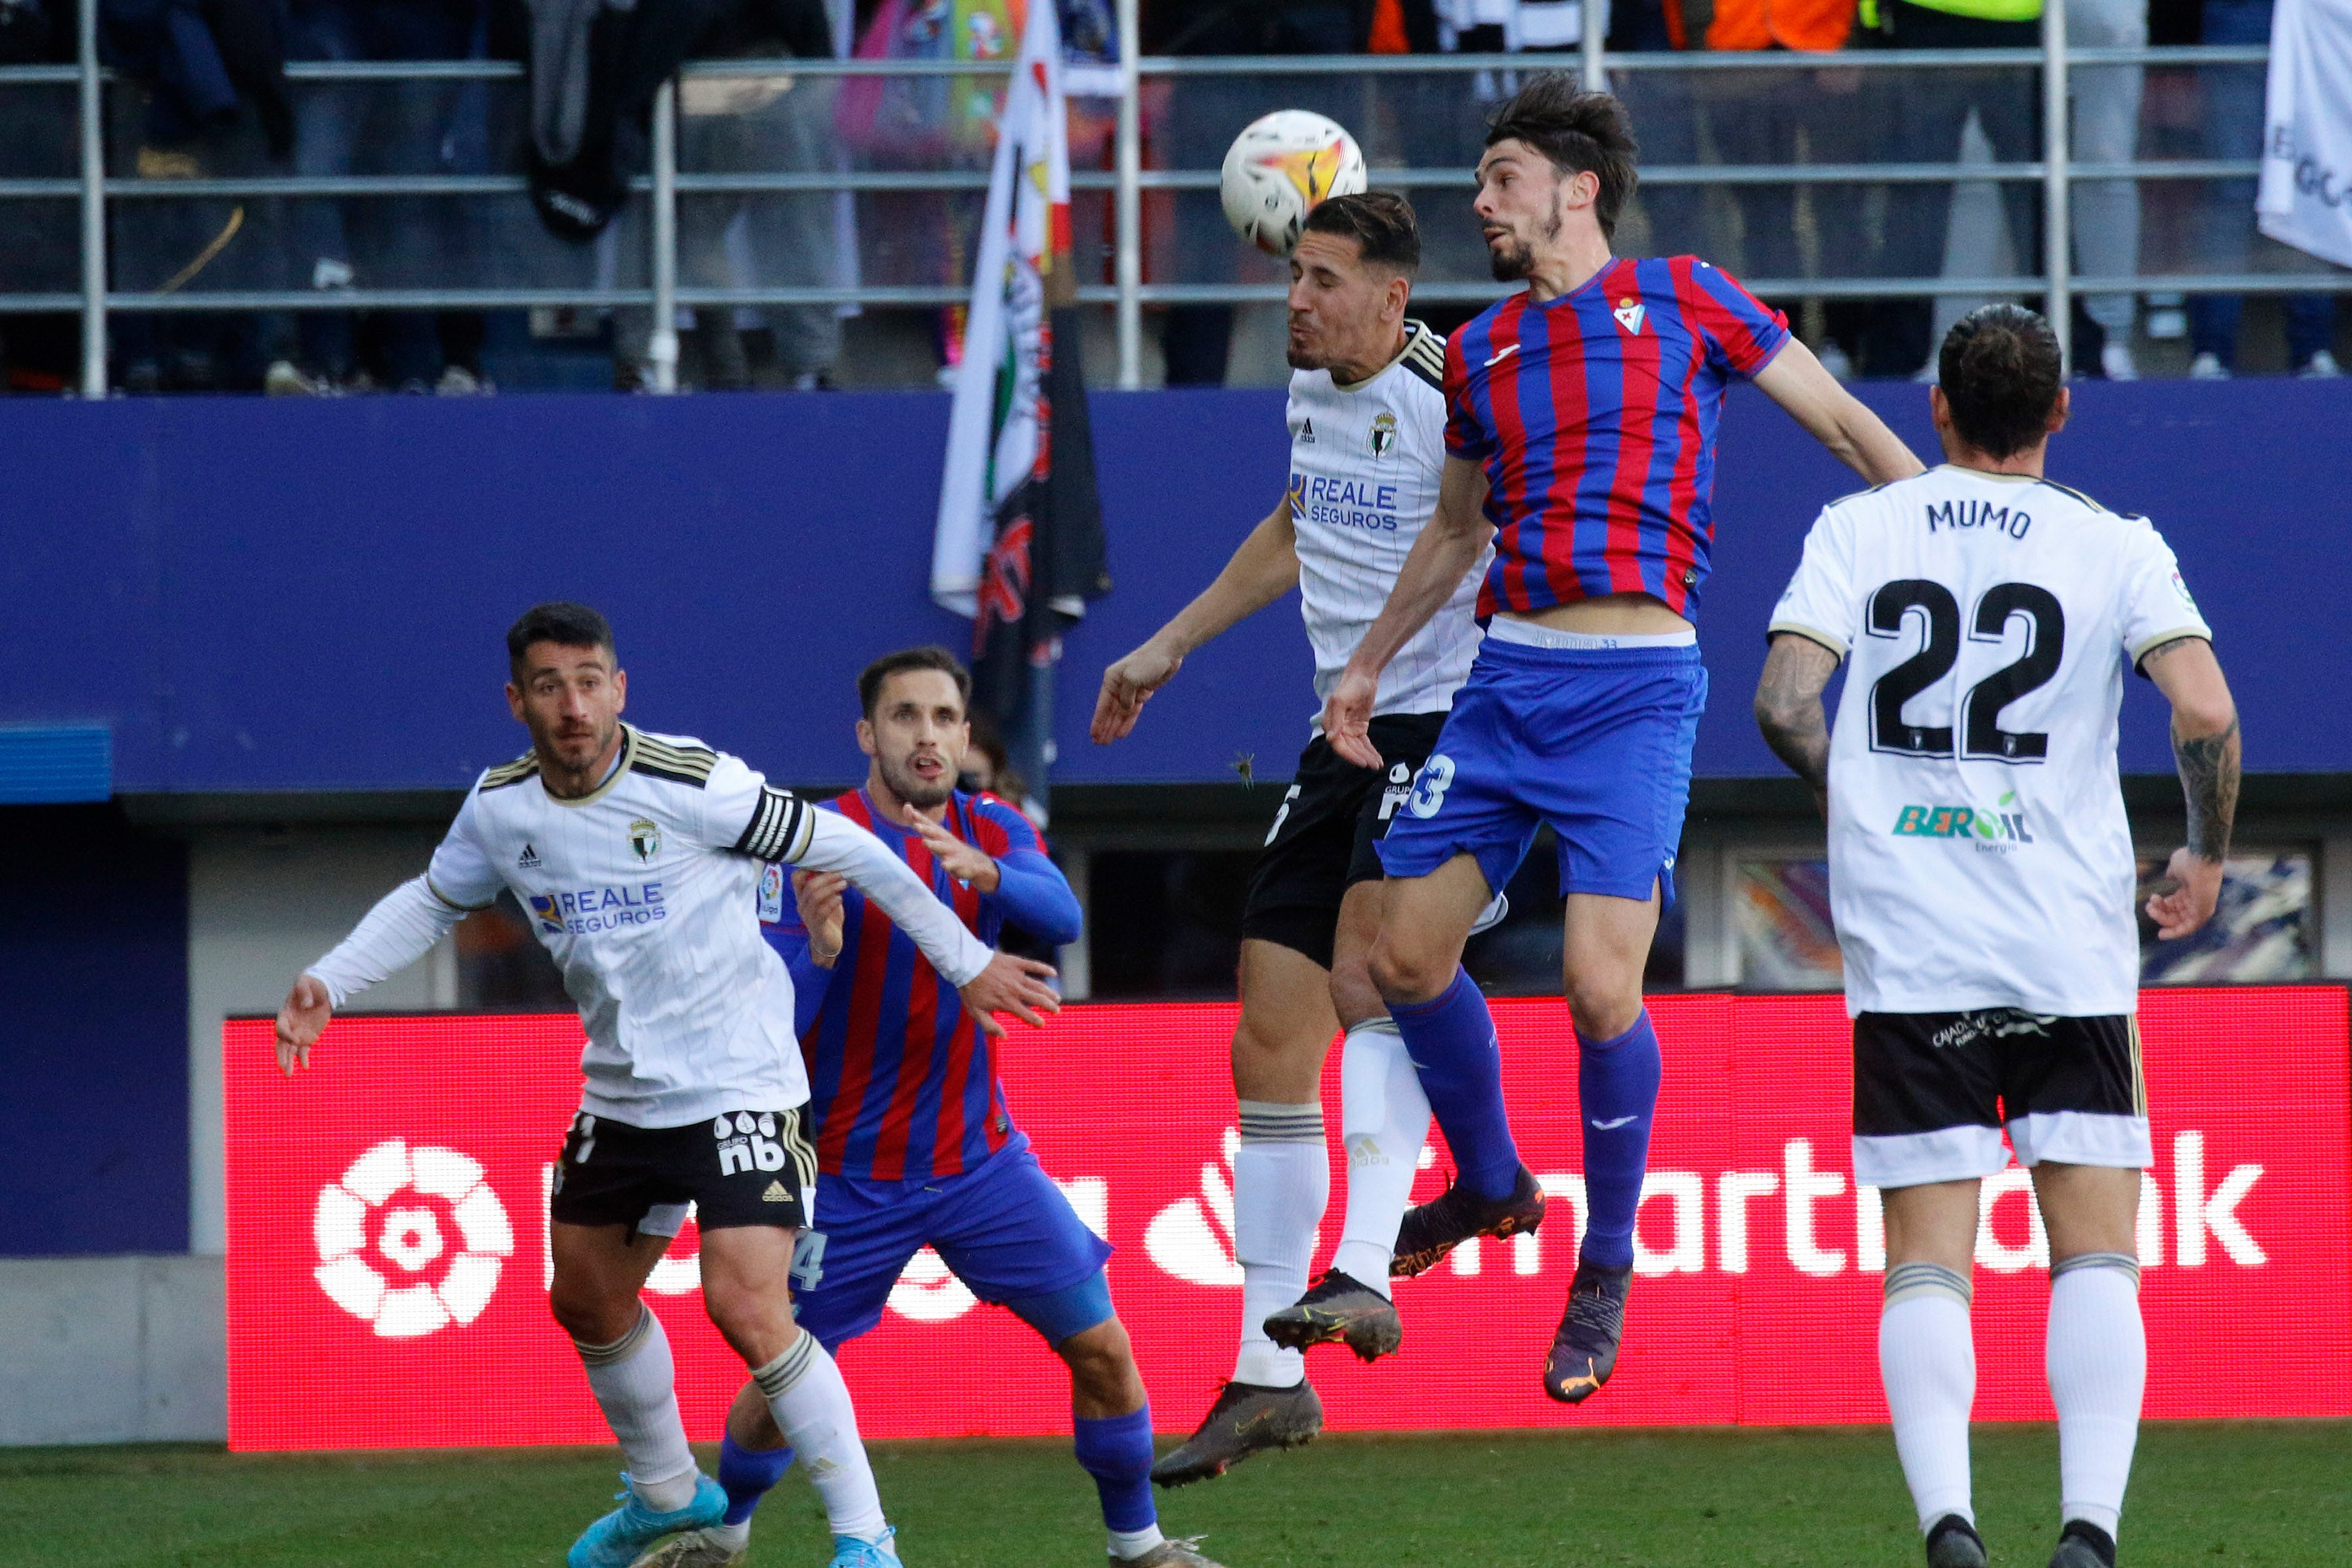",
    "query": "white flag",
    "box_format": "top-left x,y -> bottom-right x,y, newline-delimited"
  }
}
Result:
2257,0 -> 2352,269
931,1 -> 1070,617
